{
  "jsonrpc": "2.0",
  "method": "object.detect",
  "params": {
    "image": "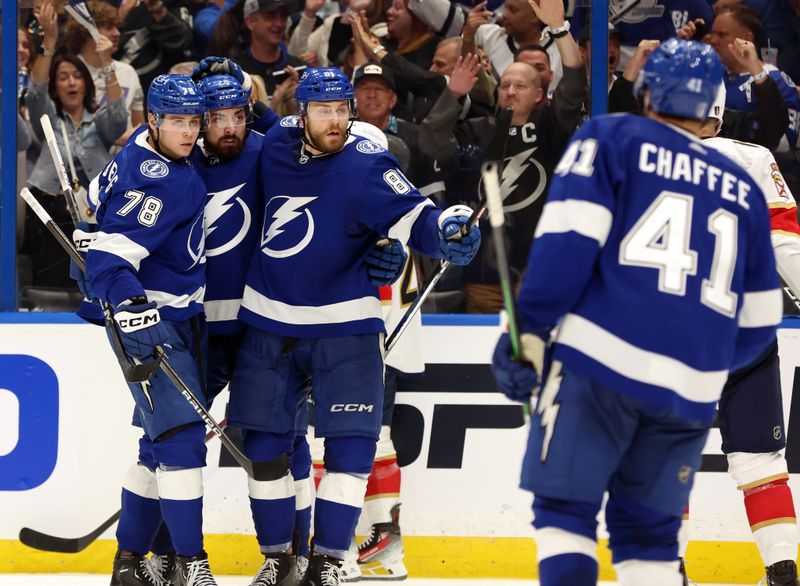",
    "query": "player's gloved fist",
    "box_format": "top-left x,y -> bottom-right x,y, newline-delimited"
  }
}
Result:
492,333 -> 539,402
113,298 -> 170,361
70,221 -> 96,298
366,238 -> 407,285
437,205 -> 481,266
191,56 -> 251,90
